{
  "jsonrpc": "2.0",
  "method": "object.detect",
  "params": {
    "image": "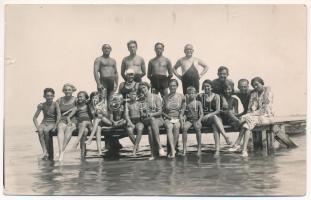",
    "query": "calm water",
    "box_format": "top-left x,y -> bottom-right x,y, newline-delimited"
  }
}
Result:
4,126 -> 306,196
